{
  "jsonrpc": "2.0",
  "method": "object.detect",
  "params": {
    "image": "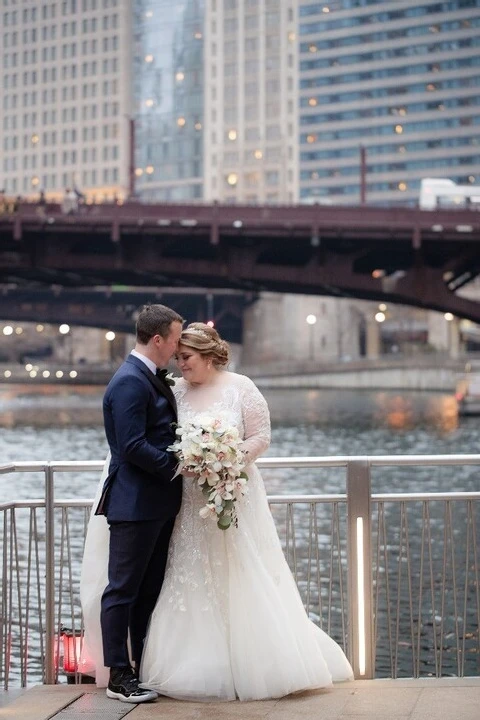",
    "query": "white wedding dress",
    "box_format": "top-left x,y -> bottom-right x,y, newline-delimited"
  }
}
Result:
81,372 -> 353,701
